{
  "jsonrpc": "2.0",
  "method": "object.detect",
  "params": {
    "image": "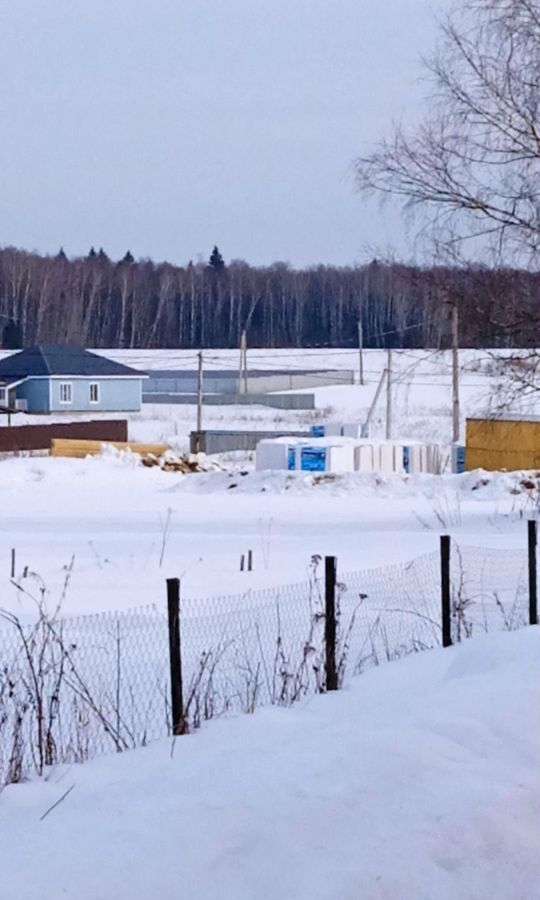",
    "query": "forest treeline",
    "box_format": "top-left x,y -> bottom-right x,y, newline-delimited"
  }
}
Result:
0,245 -> 537,349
